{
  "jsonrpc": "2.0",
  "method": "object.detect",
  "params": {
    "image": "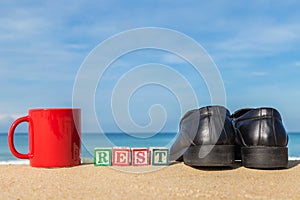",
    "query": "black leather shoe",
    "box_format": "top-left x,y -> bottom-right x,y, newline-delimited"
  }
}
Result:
182,106 -> 235,167
169,109 -> 201,161
232,107 -> 288,169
